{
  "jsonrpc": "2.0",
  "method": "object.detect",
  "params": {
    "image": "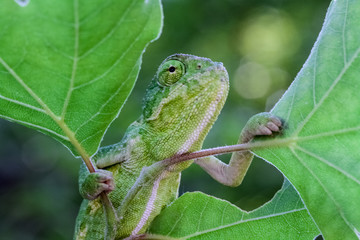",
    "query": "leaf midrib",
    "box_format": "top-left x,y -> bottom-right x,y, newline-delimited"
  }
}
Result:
60,0 -> 79,120
181,208 -> 306,239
